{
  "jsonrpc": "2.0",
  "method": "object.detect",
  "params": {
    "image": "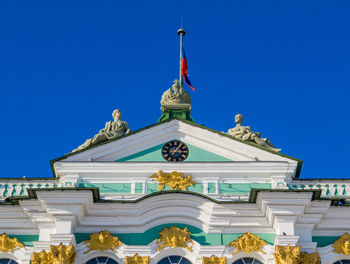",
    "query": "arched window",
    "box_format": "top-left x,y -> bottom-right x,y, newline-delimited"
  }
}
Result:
84,257 -> 119,264
334,261 -> 350,264
0,259 -> 19,264
232,258 -> 263,264
157,256 -> 192,264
